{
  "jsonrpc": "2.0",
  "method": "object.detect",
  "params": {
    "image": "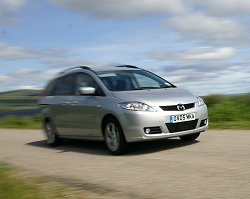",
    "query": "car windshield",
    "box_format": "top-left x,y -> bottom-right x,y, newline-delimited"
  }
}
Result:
97,70 -> 175,91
